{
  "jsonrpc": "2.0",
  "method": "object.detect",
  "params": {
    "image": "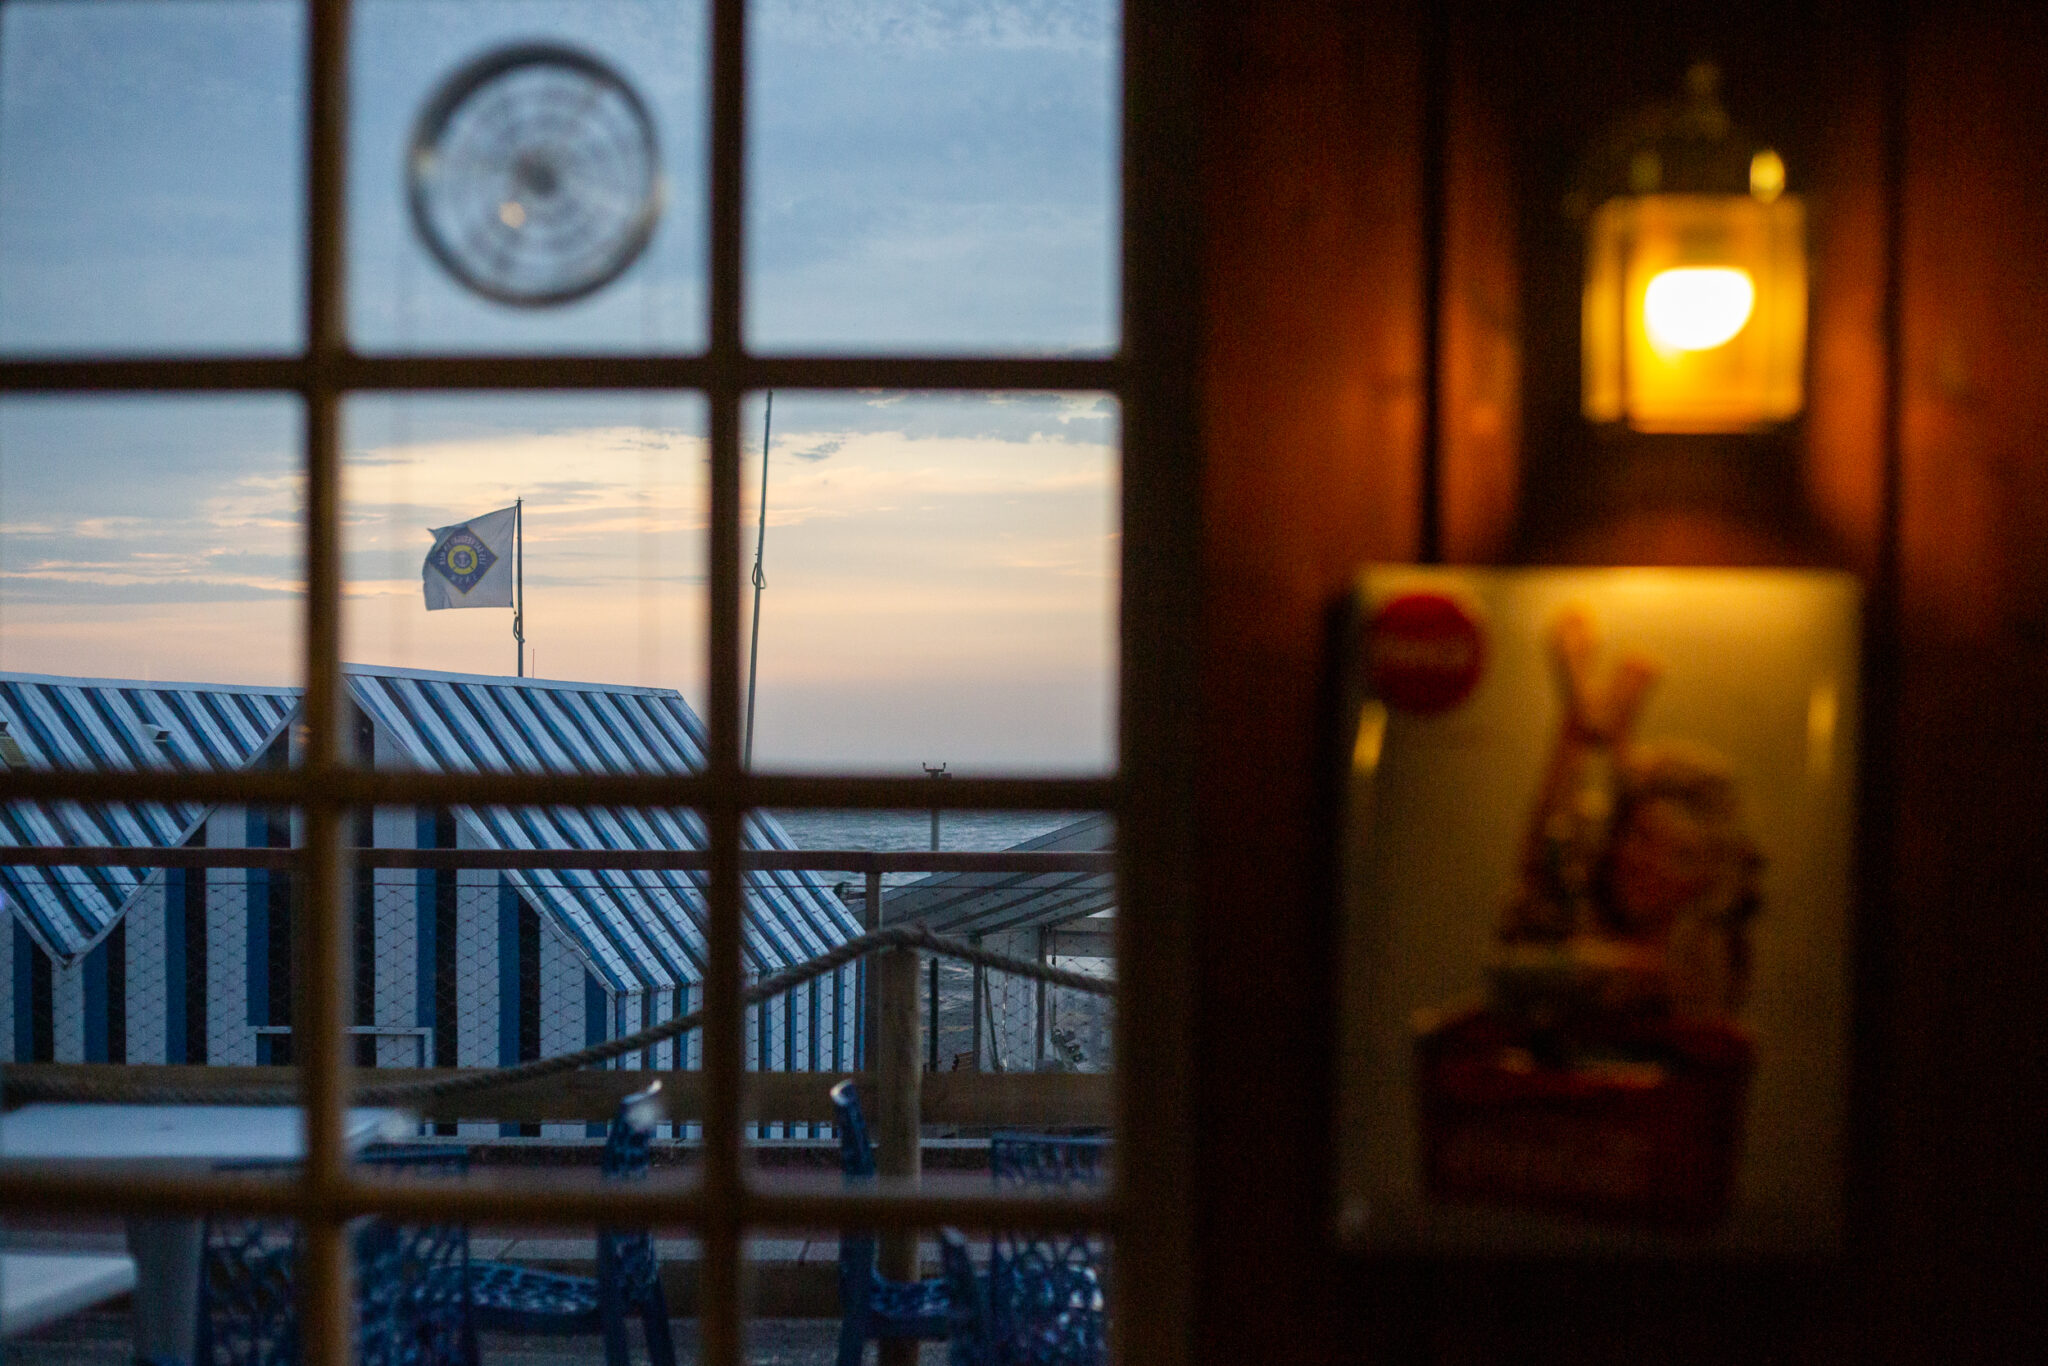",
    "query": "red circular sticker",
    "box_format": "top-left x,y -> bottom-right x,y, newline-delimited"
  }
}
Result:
1368,591 -> 1486,715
